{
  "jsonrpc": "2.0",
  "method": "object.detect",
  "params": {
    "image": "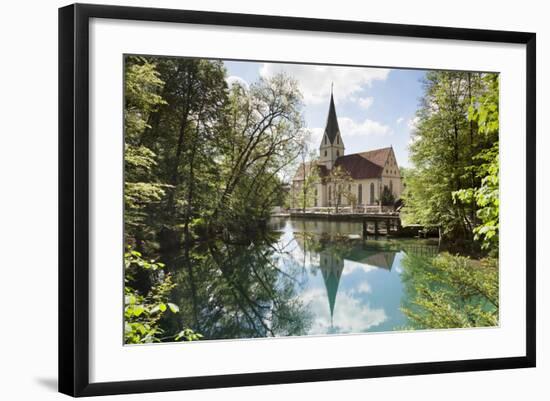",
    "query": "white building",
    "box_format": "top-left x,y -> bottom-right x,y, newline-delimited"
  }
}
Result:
292,91 -> 403,208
